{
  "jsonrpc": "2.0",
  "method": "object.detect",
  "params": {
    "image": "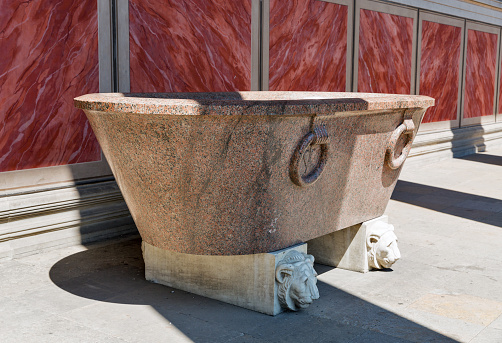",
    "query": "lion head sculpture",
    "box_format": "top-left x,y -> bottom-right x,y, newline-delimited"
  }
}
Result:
275,250 -> 319,311
366,221 -> 401,270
